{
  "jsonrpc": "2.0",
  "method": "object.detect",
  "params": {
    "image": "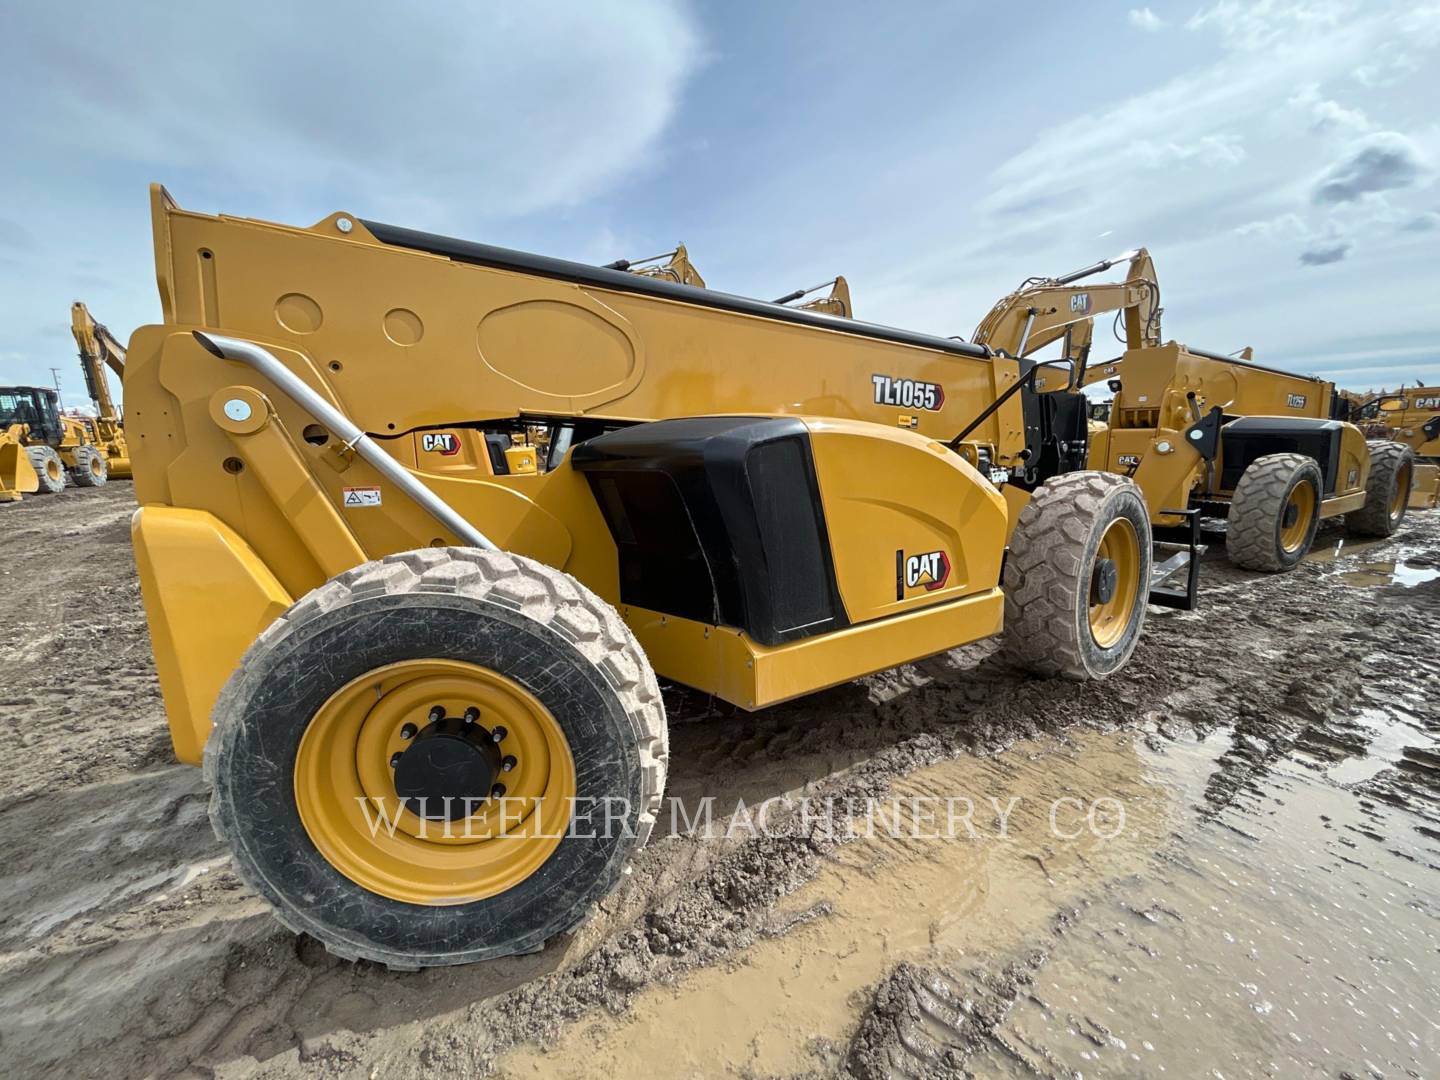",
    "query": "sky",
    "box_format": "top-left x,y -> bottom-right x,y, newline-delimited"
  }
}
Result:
1,0 -> 1437,409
